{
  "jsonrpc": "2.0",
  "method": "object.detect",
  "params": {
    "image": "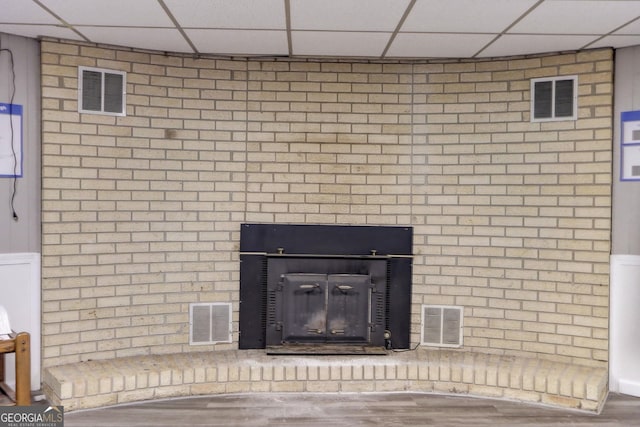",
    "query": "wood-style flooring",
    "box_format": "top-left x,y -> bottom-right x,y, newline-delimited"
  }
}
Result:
64,392 -> 640,426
